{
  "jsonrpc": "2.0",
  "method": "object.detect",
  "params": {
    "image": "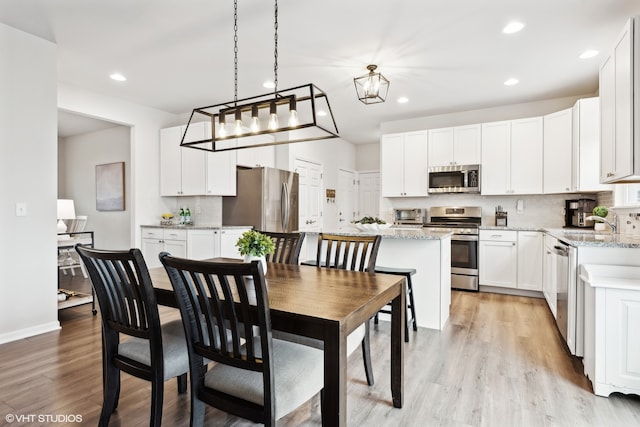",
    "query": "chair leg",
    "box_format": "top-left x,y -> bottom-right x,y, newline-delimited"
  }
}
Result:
407,275 -> 417,331
99,365 -> 120,427
374,313 -> 379,324
150,378 -> 164,427
362,320 -> 374,386
177,373 -> 187,393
